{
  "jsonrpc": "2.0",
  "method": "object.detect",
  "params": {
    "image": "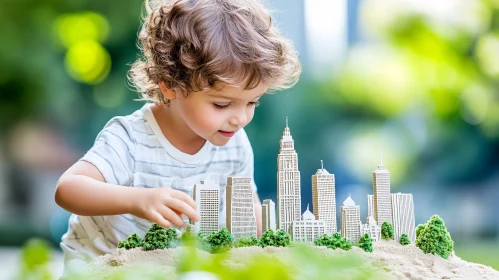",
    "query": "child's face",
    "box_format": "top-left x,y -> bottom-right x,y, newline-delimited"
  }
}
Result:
170,82 -> 267,146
